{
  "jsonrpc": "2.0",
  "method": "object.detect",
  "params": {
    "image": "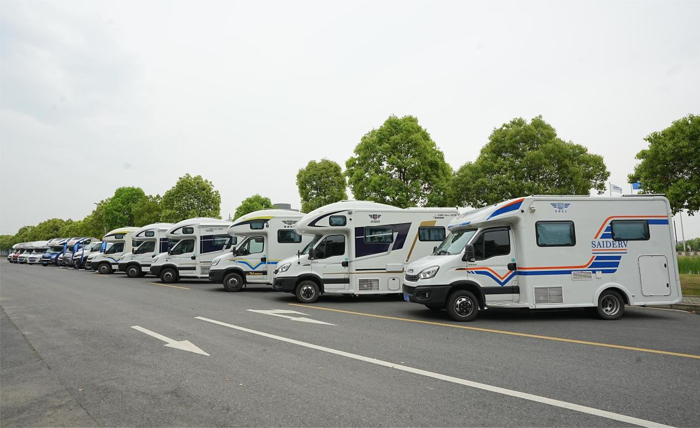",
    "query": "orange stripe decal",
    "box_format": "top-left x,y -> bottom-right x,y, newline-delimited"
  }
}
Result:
593,215 -> 667,239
